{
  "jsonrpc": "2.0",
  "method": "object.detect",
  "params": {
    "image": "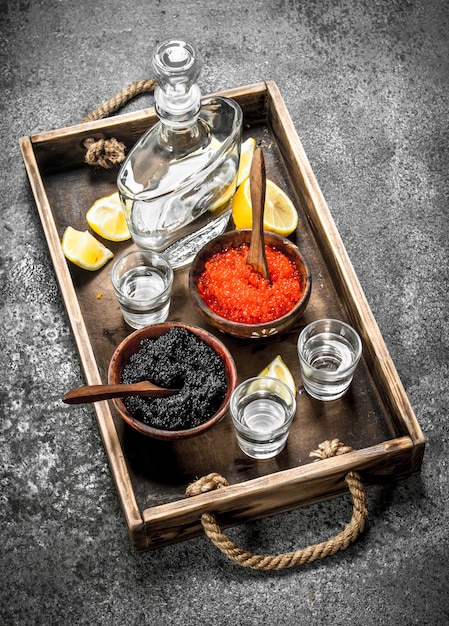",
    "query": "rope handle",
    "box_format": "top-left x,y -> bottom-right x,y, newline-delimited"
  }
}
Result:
81,79 -> 157,169
185,439 -> 368,571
